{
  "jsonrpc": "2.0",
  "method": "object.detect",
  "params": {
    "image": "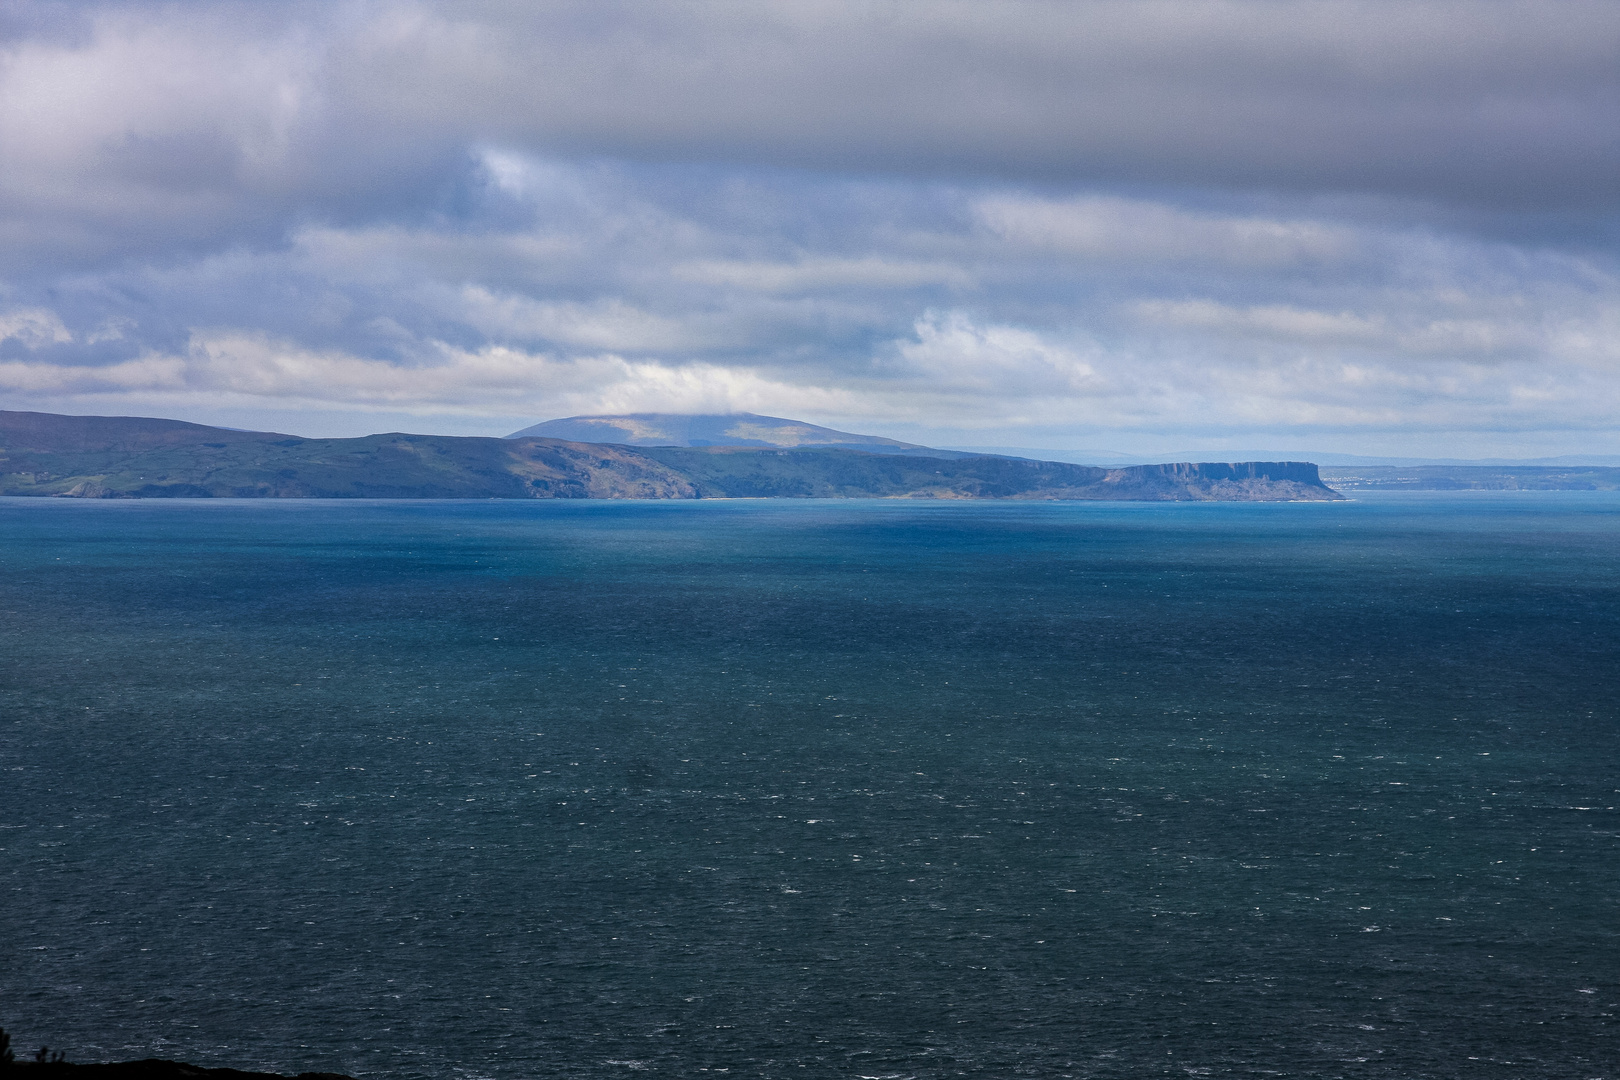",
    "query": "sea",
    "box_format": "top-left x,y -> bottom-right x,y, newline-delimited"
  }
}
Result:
1,493 -> 1616,1080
